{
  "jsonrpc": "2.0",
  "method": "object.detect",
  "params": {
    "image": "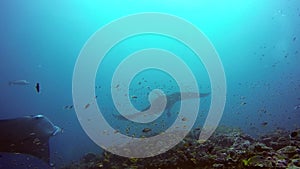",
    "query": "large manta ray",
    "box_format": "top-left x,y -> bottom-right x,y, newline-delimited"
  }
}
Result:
0,115 -> 61,165
113,92 -> 210,120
